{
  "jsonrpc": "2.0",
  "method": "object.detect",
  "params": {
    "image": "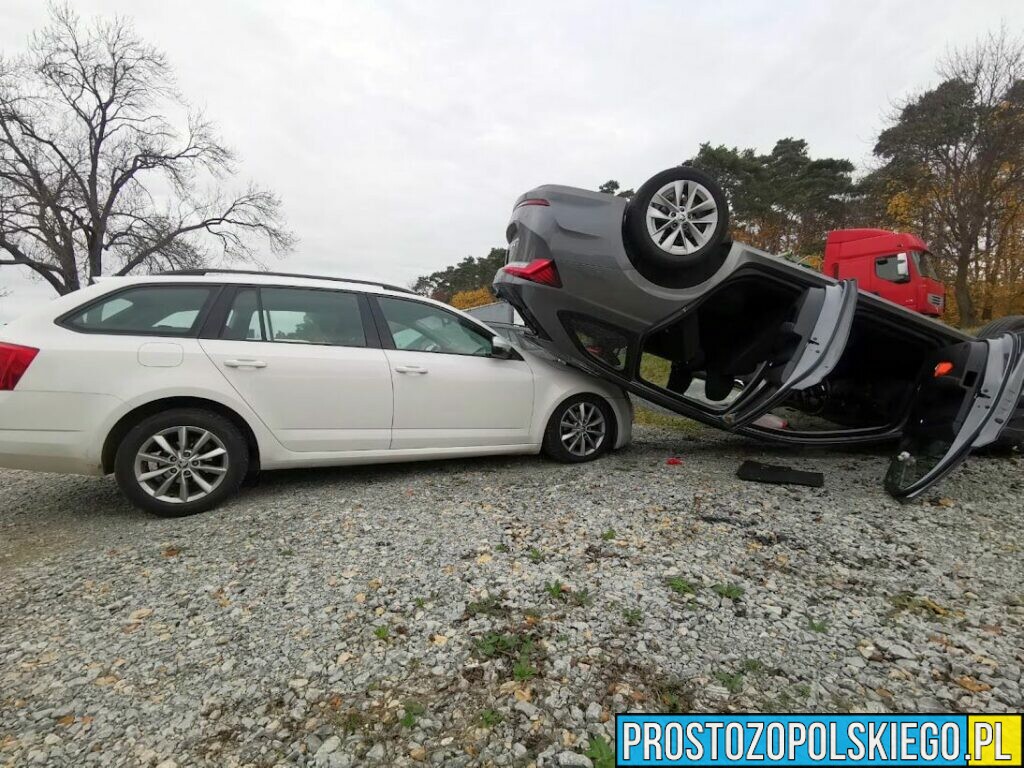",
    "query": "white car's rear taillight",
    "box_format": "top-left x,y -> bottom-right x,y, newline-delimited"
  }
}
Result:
0,342 -> 39,390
